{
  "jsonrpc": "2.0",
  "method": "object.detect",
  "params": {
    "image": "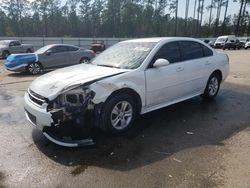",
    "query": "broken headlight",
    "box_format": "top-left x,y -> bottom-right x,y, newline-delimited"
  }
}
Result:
49,86 -> 95,112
